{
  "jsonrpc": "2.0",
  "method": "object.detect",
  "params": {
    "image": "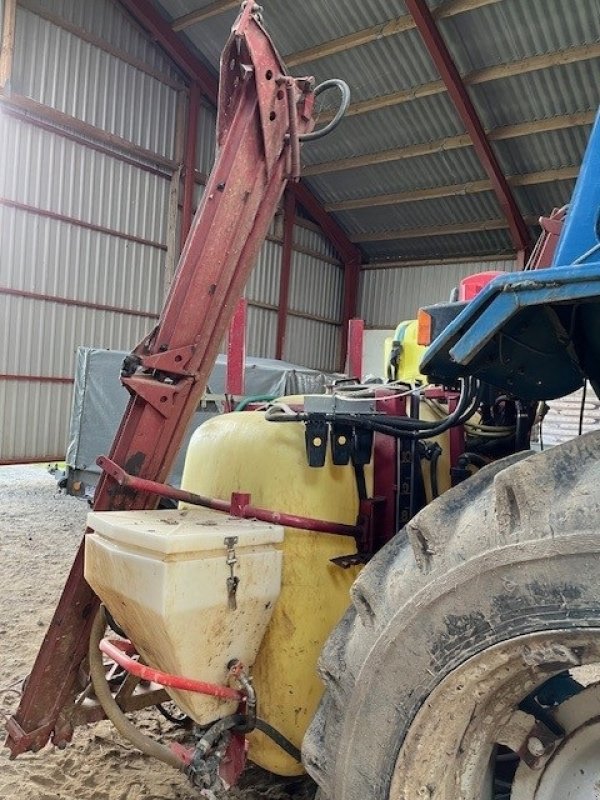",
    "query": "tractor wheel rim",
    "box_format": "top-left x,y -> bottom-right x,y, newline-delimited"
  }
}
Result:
511,683 -> 600,799
388,629 -> 600,800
